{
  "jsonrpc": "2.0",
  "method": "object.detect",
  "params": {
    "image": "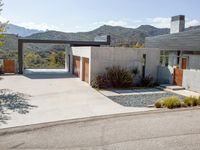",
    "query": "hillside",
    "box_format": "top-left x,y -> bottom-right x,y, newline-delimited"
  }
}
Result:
6,24 -> 43,37
1,24 -> 200,53
27,25 -> 170,46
